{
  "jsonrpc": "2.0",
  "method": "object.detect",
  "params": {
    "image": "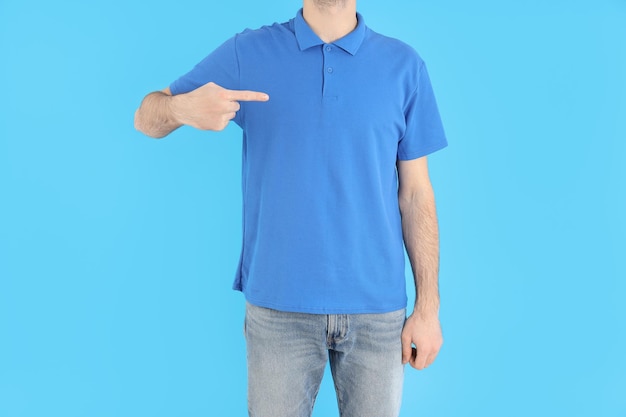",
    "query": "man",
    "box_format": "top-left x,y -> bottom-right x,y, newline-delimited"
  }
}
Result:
134,0 -> 447,416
